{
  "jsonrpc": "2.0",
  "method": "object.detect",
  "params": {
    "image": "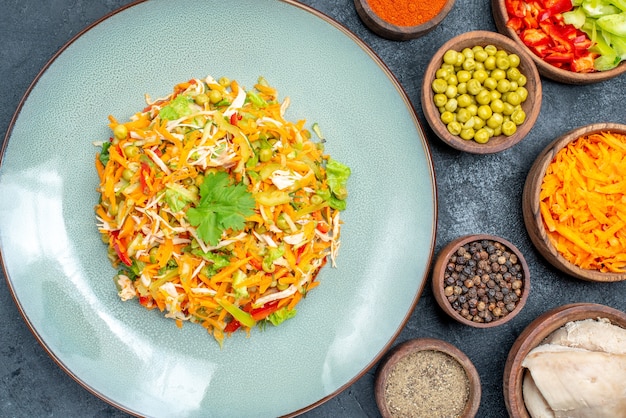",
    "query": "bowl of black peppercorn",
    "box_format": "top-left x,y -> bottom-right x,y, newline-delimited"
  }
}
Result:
432,234 -> 530,328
